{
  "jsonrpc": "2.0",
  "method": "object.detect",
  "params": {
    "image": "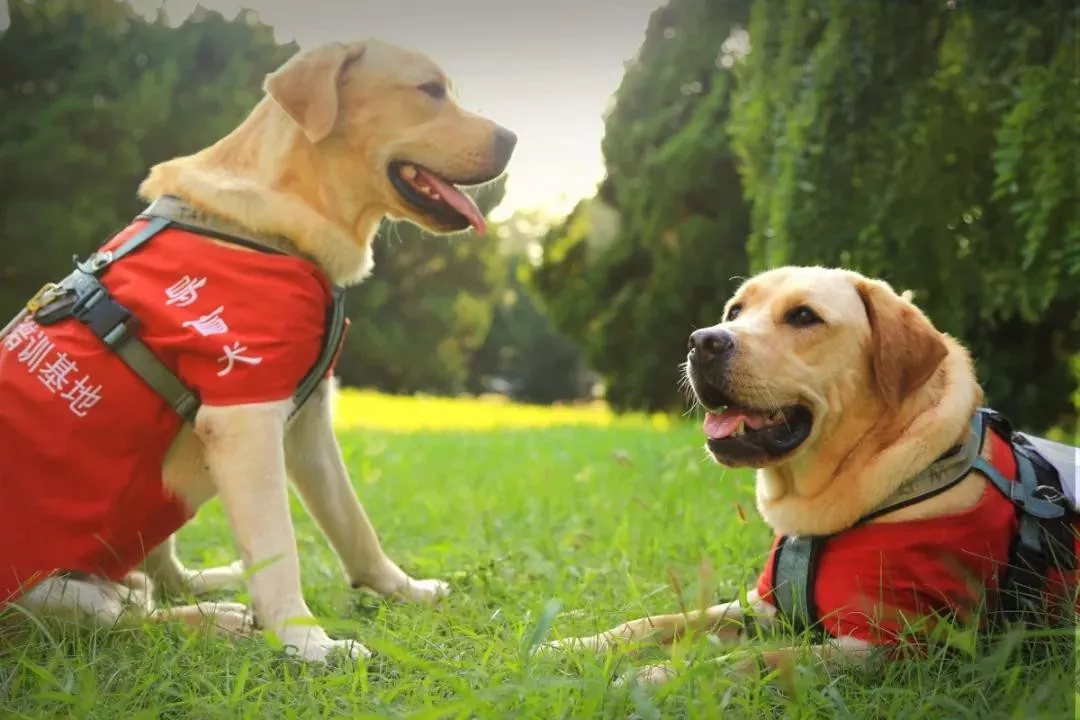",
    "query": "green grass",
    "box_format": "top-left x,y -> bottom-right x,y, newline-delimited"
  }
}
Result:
1,421 -> 1076,718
